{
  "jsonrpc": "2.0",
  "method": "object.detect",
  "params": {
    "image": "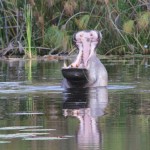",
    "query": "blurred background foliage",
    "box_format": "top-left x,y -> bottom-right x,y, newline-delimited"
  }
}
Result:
0,0 -> 150,57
